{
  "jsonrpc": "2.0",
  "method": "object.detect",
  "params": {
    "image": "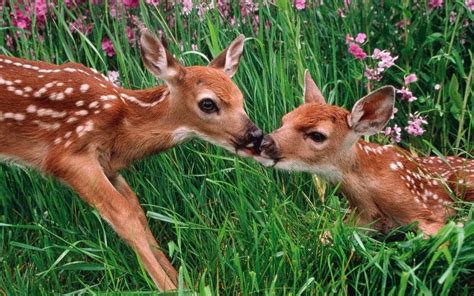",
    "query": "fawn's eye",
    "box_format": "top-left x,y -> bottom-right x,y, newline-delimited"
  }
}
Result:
198,98 -> 218,113
307,132 -> 327,143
